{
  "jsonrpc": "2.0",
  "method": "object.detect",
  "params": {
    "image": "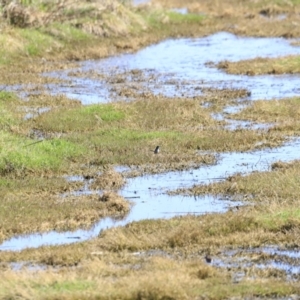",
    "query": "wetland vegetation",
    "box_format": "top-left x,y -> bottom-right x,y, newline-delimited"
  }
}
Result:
2,0 -> 300,299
